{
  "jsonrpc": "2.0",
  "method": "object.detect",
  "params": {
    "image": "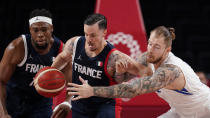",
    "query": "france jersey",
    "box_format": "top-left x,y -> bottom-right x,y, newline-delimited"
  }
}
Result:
6,34 -> 63,101
71,36 -> 121,117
